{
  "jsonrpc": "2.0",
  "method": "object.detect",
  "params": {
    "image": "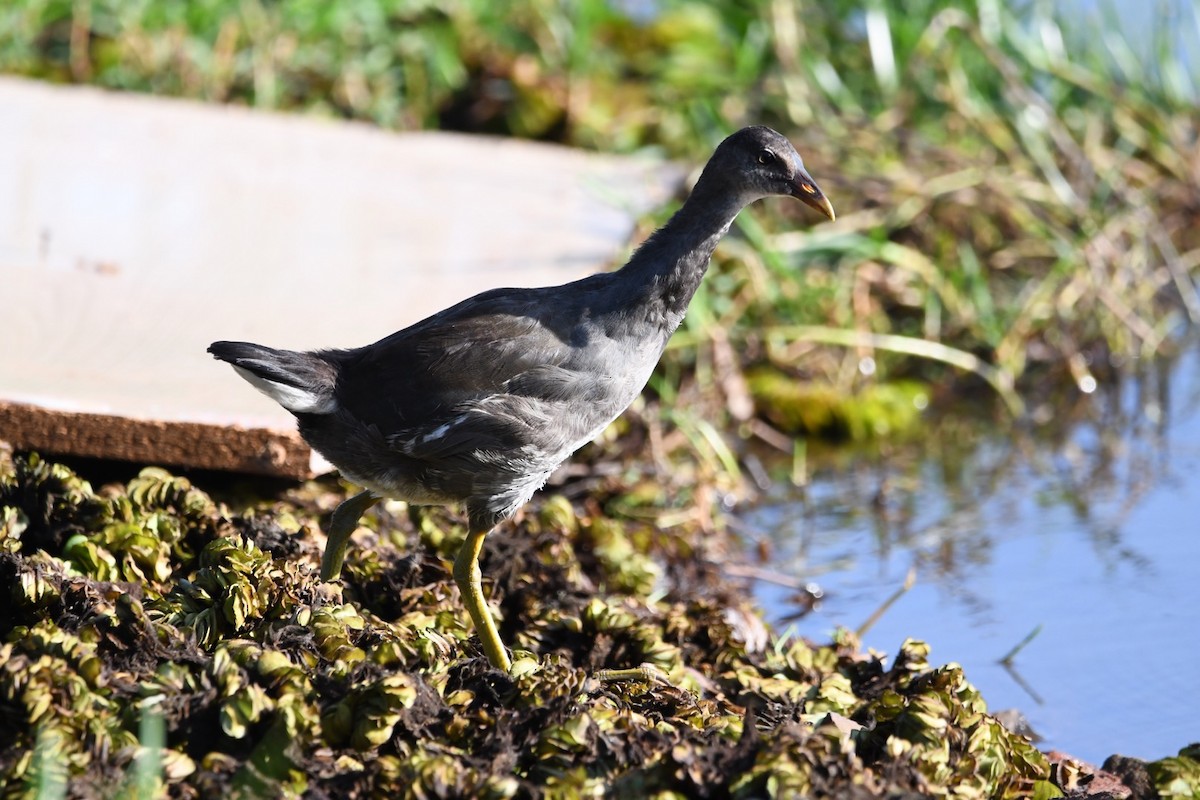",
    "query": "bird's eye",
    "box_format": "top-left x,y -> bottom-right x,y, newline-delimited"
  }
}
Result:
757,149 -> 776,165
